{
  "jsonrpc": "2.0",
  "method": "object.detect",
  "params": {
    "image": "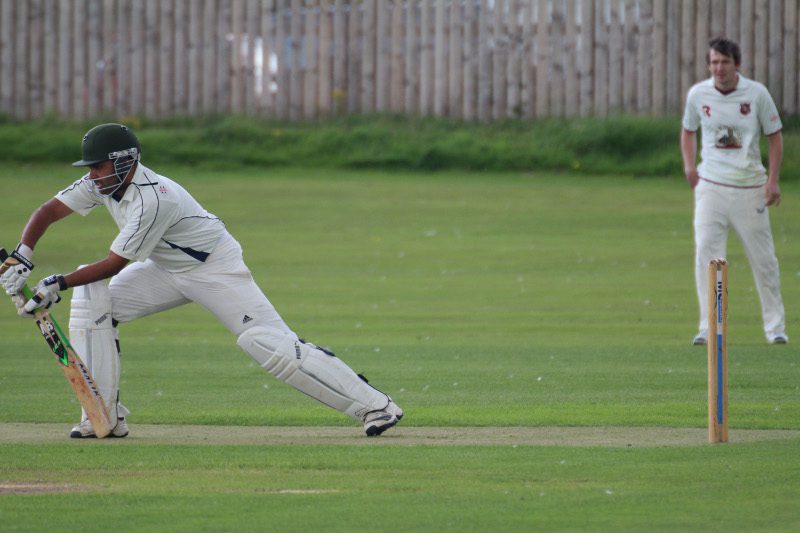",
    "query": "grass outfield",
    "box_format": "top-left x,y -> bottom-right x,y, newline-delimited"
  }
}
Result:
0,166 -> 798,530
